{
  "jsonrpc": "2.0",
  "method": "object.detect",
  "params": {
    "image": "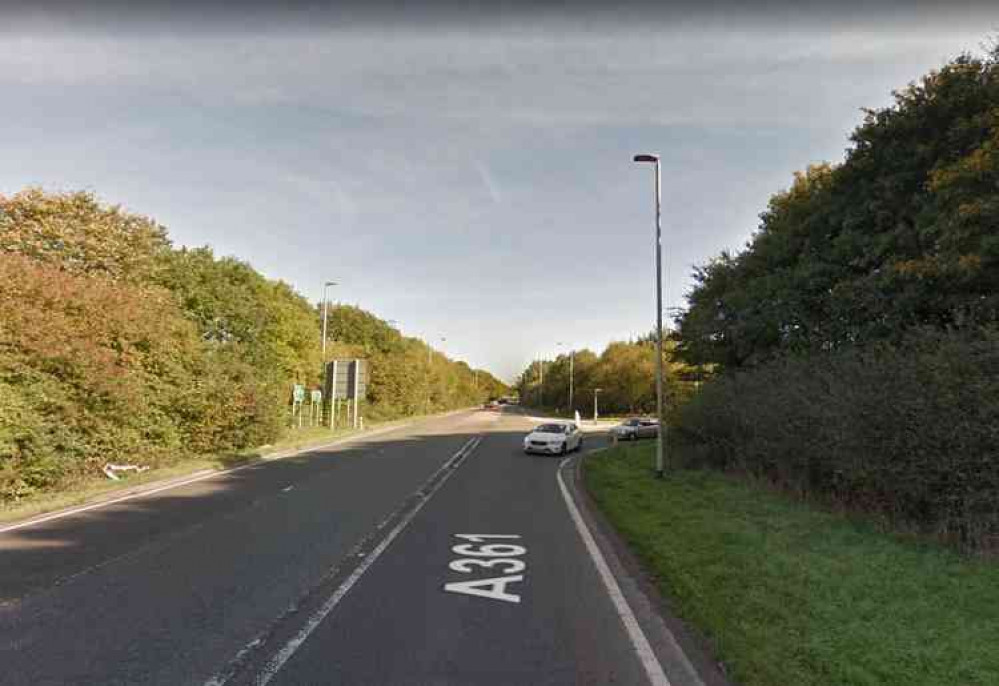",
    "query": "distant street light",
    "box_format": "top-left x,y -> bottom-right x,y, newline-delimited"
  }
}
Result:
634,153 -> 667,478
593,388 -> 602,425
321,280 -> 337,430
321,281 -> 337,365
556,342 -> 574,414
